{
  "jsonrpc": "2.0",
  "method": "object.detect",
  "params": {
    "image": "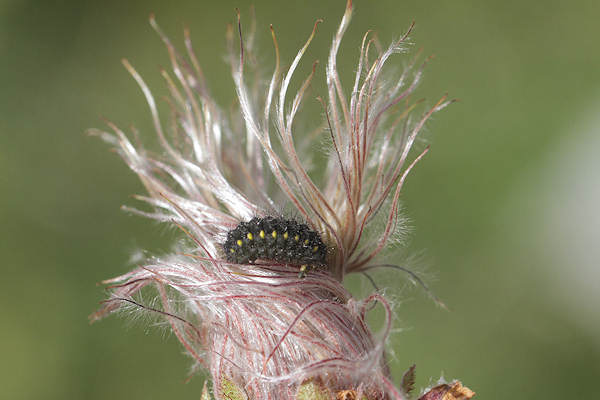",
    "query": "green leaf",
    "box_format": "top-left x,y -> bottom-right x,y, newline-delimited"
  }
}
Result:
220,377 -> 247,400
296,380 -> 331,400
